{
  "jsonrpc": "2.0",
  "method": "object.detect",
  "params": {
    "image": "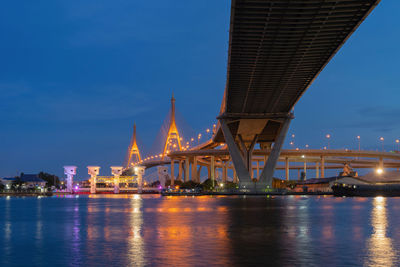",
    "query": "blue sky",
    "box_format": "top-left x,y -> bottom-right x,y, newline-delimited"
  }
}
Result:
1,1 -> 399,179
